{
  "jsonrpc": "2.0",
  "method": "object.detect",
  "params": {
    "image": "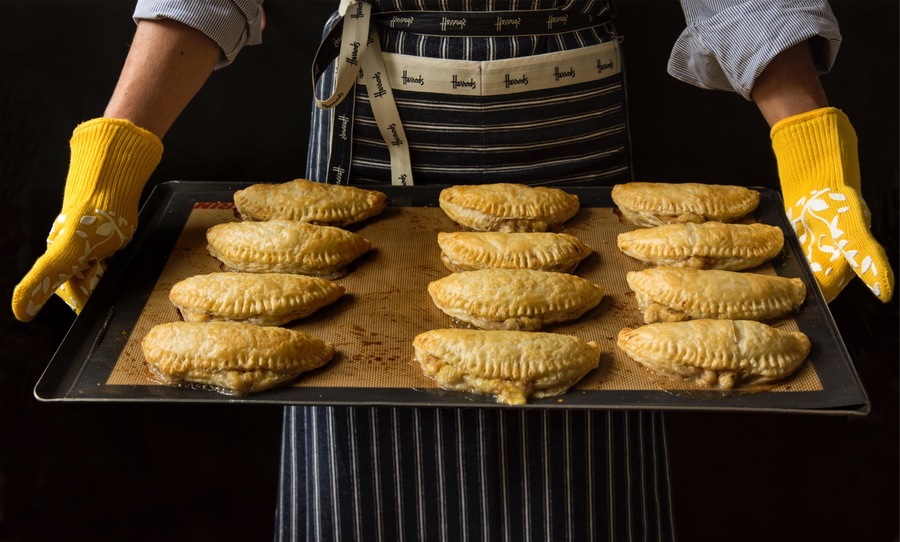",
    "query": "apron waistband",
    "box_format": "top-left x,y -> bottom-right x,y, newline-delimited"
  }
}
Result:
355,41 -> 621,97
